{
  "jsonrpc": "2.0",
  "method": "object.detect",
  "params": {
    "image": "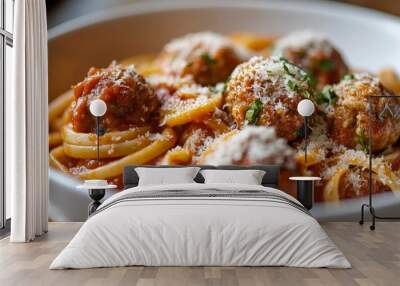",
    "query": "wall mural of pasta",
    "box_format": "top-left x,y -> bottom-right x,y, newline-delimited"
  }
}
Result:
48,31 -> 400,217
